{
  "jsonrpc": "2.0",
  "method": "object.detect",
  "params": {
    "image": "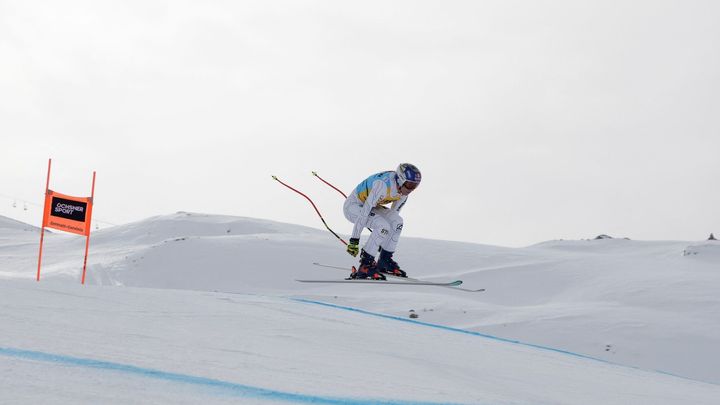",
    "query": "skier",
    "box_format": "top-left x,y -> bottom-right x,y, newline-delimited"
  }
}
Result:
343,163 -> 422,280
